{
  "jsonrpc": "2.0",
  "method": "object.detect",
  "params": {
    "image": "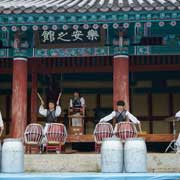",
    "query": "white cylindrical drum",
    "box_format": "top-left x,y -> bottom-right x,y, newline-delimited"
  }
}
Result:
101,138 -> 123,173
2,138 -> 24,173
124,138 -> 147,173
